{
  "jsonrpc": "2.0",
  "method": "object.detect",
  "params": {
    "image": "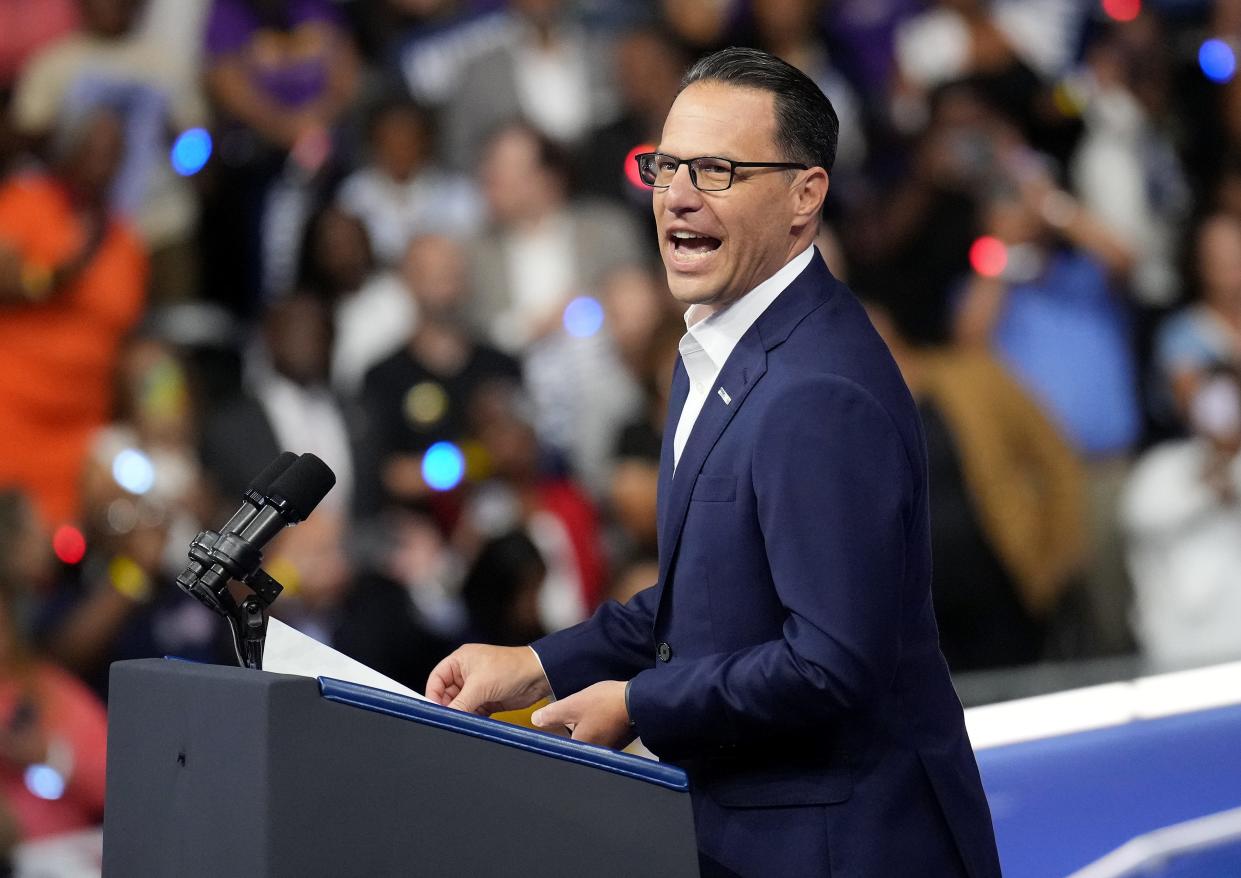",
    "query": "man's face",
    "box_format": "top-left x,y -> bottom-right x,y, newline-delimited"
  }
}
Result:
654,82 -> 803,313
